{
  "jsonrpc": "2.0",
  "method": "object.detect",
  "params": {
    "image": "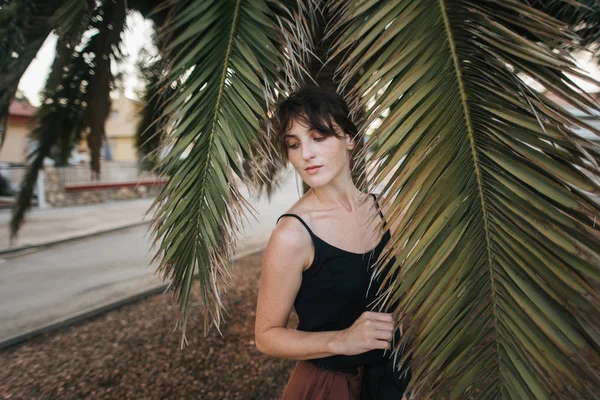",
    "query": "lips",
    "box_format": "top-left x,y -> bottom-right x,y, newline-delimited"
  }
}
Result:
305,165 -> 322,171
